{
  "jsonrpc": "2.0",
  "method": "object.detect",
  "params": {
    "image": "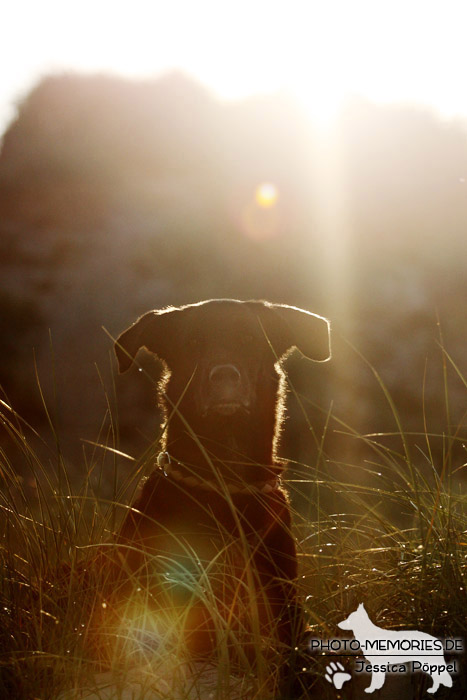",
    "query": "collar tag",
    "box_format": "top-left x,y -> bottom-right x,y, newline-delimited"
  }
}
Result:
156,451 -> 171,476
